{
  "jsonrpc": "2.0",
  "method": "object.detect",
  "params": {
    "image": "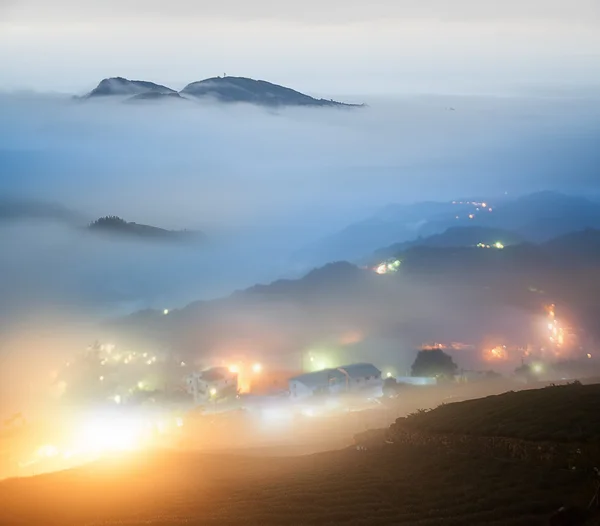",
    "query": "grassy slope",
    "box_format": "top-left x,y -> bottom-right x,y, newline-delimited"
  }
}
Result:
2,385 -> 600,525
403,383 -> 600,443
0,447 -> 588,526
